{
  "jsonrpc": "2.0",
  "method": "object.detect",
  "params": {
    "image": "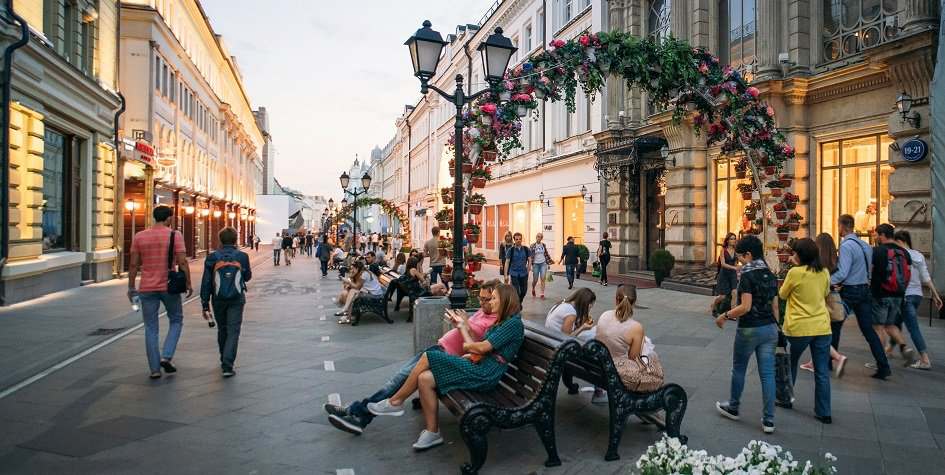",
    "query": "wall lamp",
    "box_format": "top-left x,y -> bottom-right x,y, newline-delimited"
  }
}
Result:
660,145 -> 676,167
538,191 -> 551,207
580,185 -> 593,203
896,91 -> 921,128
